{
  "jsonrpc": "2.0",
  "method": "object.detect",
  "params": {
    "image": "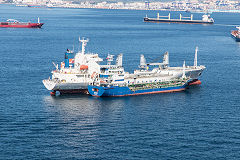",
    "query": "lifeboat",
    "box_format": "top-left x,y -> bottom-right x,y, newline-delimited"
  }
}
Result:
80,65 -> 88,70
